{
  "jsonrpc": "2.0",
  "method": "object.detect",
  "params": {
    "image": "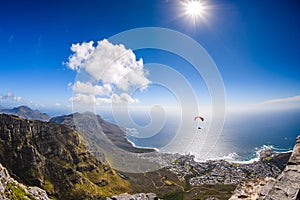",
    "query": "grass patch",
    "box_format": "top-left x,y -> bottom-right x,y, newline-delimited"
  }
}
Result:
4,182 -> 35,200
265,157 -> 272,161
42,180 -> 55,195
